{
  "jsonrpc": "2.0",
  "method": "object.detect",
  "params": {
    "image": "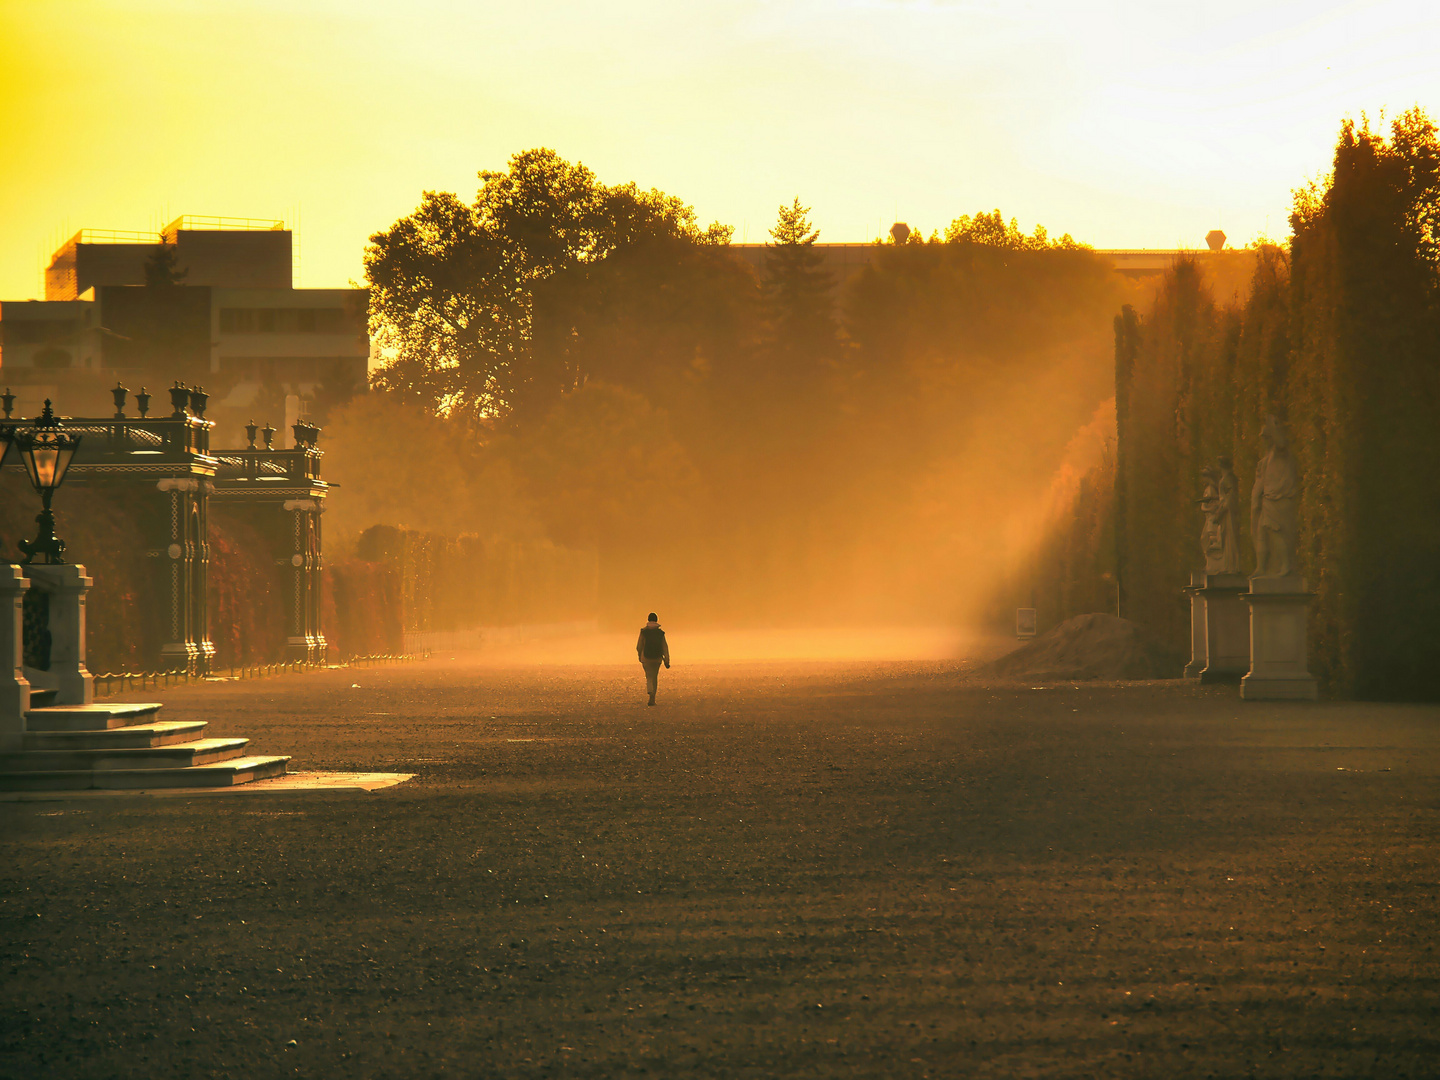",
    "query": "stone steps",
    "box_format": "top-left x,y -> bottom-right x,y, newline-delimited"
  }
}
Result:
0,754 -> 292,792
0,737 -> 252,773
24,703 -> 164,731
0,696 -> 291,792
22,720 -> 211,751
